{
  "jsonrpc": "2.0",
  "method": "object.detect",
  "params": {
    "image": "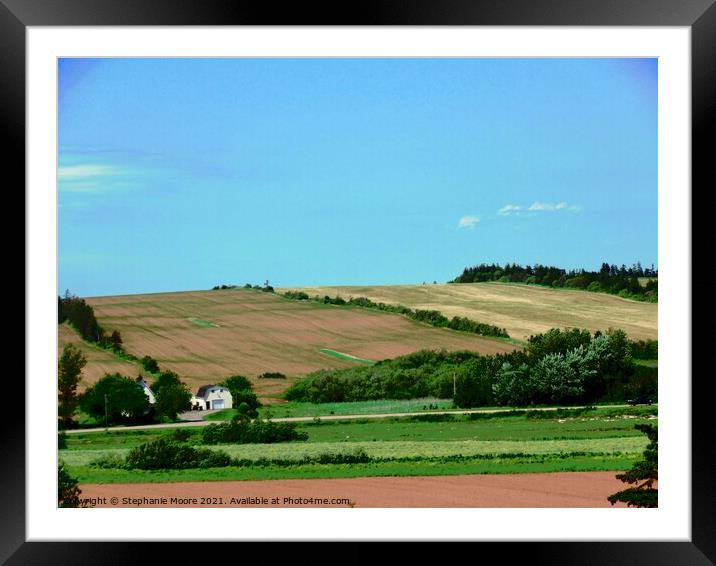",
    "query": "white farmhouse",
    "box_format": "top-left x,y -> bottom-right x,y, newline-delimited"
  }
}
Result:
120,378 -> 155,418
191,384 -> 233,411
136,377 -> 156,405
